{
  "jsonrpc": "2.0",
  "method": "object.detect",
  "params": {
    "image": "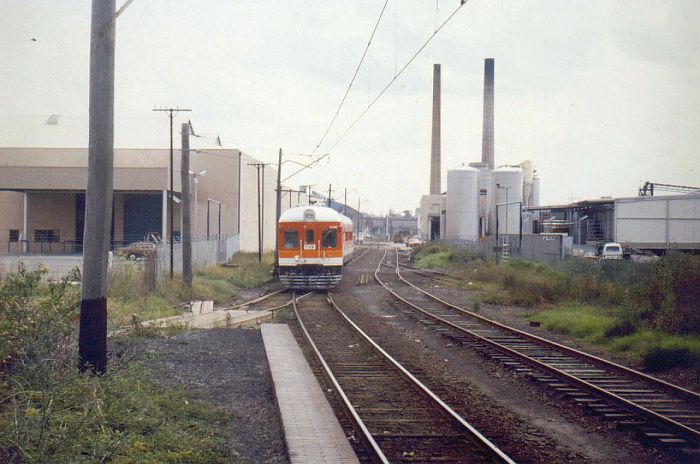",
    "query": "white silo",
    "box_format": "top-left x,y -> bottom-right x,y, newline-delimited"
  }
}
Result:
468,162 -> 490,236
489,167 -> 524,236
531,175 -> 541,207
446,168 -> 479,240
